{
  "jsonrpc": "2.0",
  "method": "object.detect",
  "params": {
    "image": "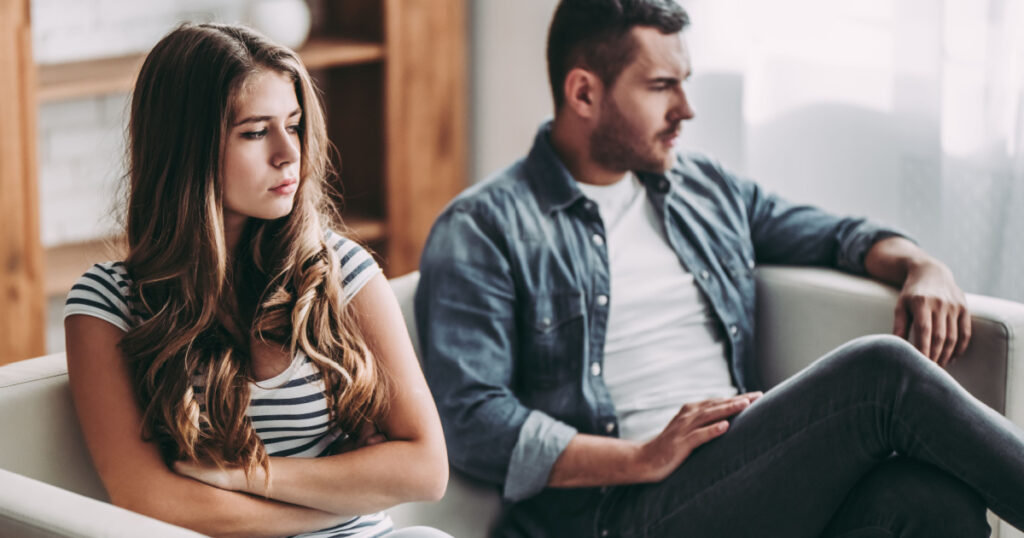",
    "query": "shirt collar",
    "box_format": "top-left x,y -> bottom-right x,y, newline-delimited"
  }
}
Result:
523,120 -> 674,214
523,121 -> 586,214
